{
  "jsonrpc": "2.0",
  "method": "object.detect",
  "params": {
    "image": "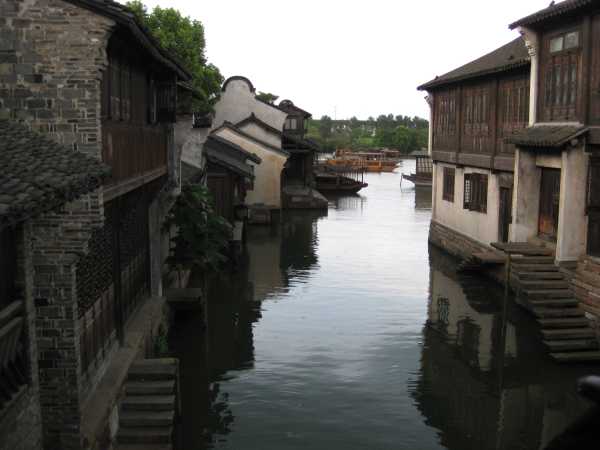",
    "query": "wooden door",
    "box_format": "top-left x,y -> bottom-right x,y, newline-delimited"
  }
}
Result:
538,168 -> 561,240
498,187 -> 513,243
